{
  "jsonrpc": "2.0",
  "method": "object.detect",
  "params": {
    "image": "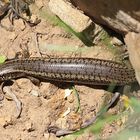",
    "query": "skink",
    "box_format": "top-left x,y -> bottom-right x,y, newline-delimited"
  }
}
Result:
0,57 -> 136,85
